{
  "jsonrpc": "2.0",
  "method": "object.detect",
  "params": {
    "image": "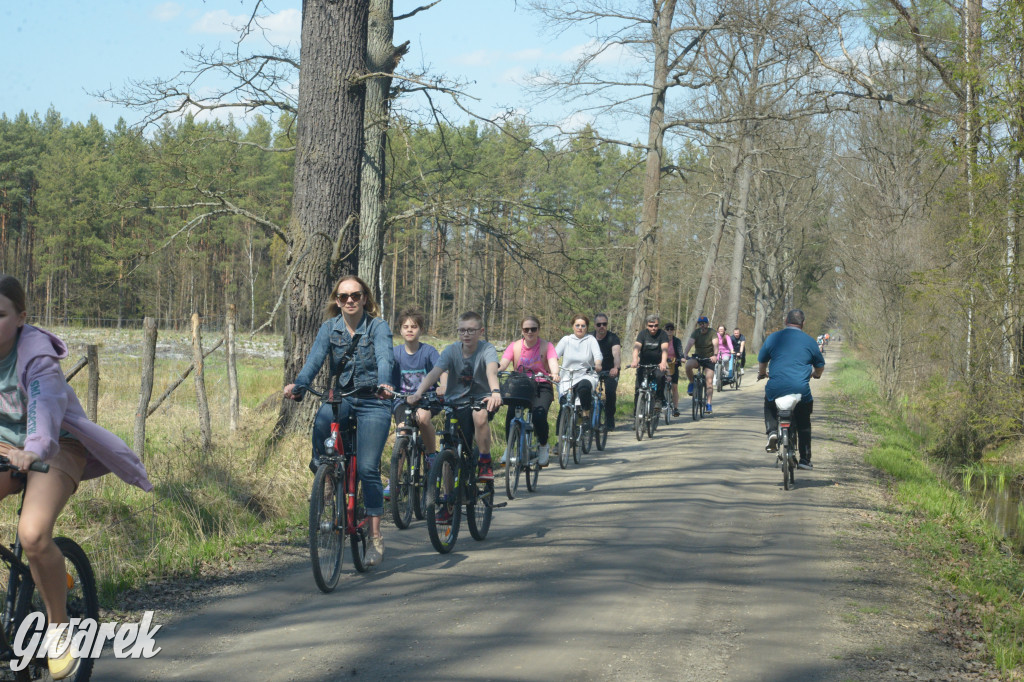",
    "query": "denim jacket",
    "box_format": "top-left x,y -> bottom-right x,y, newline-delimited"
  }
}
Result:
294,313 -> 394,391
